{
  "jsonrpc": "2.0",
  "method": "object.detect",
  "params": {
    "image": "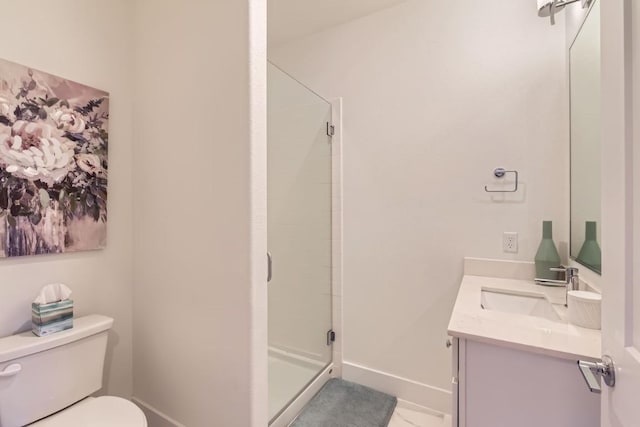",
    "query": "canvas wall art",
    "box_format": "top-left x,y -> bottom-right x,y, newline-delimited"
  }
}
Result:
0,58 -> 109,257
